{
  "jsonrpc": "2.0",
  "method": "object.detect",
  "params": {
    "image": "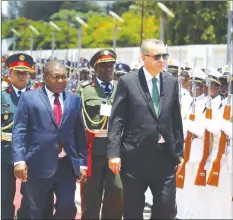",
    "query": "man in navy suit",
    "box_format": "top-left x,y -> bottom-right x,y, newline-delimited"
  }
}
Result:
12,60 -> 87,219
